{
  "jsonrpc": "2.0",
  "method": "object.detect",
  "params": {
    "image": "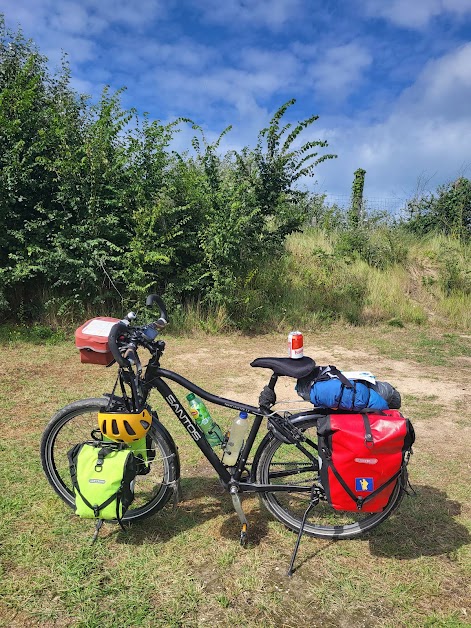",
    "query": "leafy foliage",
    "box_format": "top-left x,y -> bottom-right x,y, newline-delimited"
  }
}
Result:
405,177 -> 471,240
349,167 -> 366,229
0,19 -> 335,324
